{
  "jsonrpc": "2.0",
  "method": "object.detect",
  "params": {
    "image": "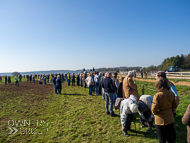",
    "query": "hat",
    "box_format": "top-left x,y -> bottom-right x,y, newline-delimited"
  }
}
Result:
114,72 -> 118,76
138,100 -> 148,113
129,103 -> 138,113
